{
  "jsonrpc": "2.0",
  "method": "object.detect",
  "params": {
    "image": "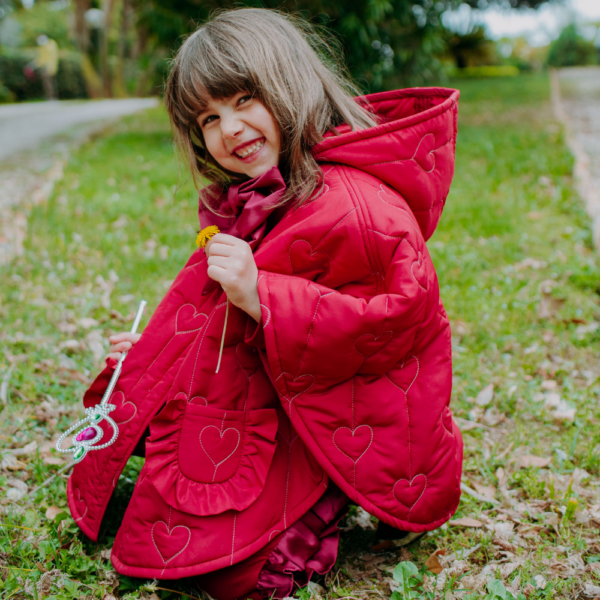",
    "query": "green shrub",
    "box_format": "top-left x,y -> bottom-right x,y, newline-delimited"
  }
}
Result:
548,24 -> 598,67
0,49 -> 88,101
0,80 -> 15,103
452,65 -> 520,78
